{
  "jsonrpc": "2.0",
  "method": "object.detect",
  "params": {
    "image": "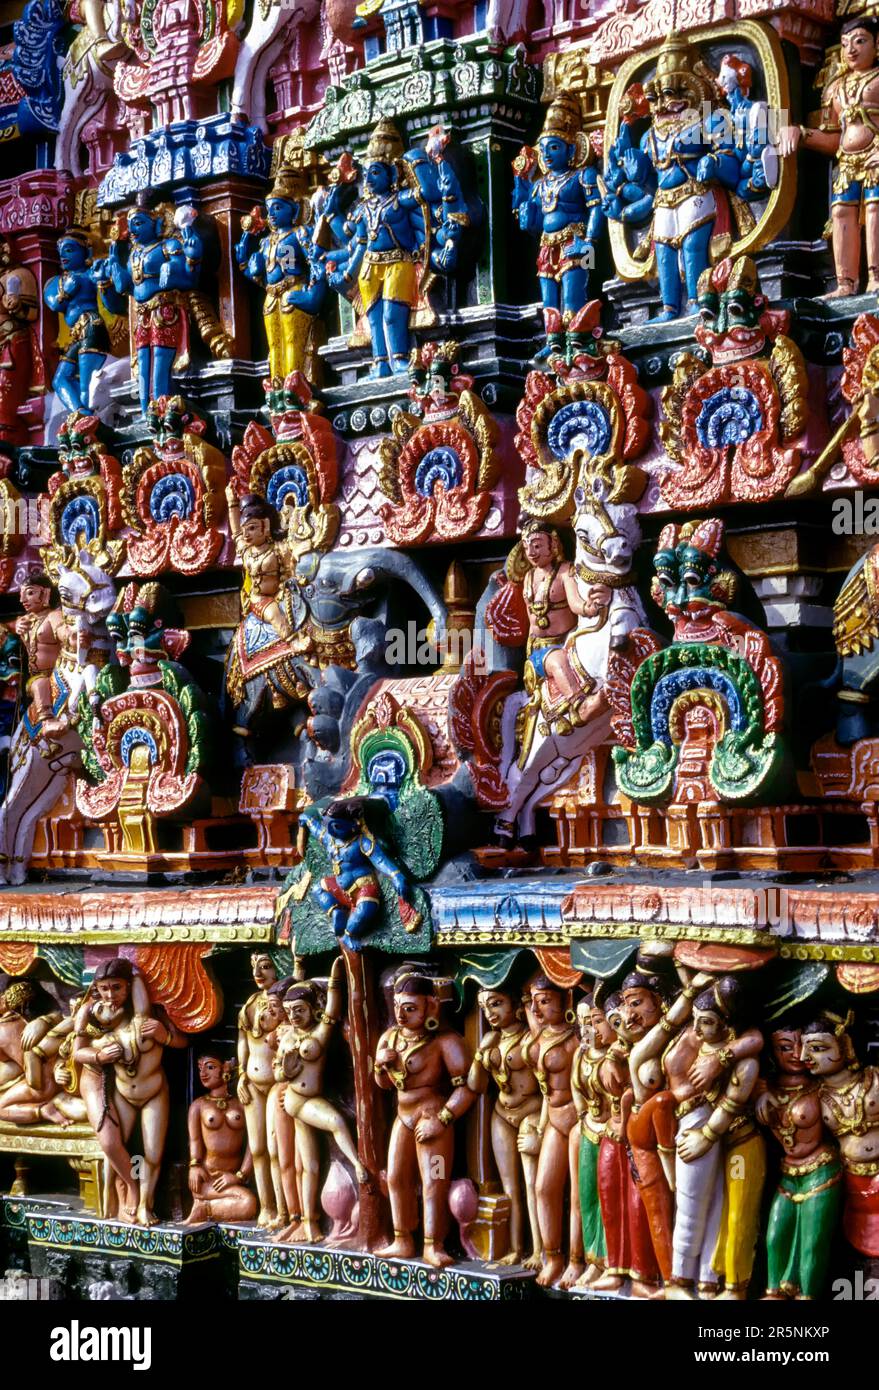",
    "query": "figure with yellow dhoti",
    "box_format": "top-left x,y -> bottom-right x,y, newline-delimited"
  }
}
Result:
321,119 -> 425,378
317,118 -> 468,377
236,165 -> 326,384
